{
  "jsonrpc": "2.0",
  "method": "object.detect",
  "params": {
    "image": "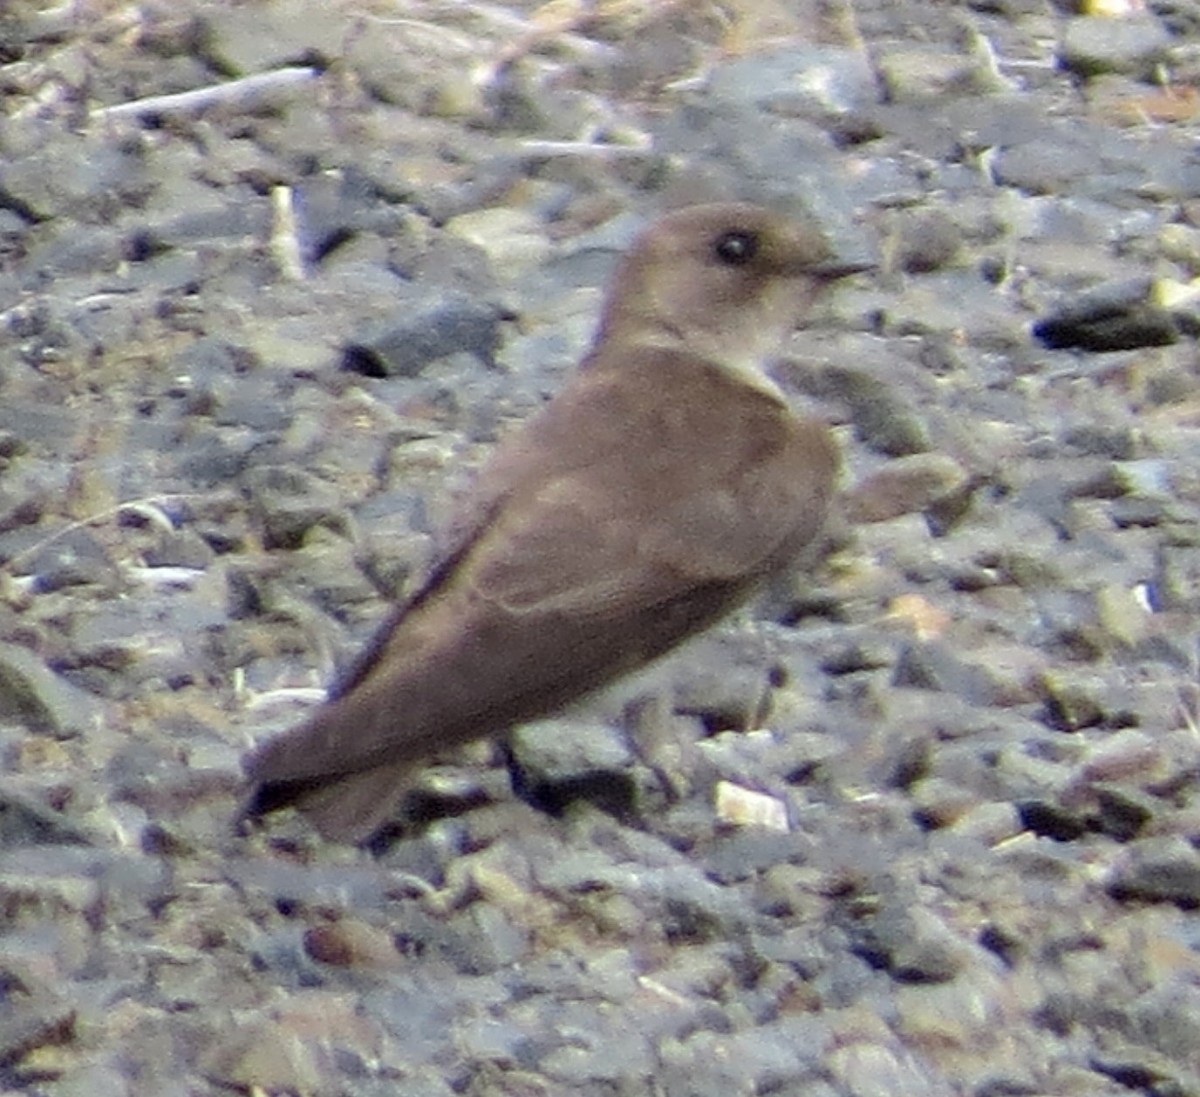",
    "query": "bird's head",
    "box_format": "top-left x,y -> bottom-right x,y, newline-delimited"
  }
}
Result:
595,201 -> 873,371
